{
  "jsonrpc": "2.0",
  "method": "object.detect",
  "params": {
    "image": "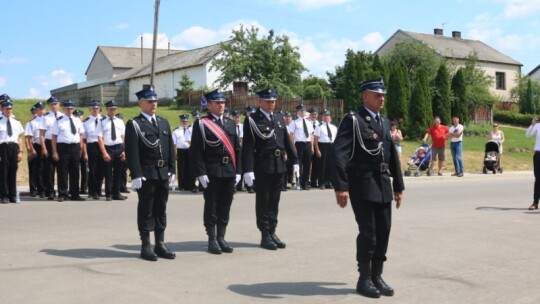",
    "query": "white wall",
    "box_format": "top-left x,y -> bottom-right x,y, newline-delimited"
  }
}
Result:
86,50 -> 114,81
